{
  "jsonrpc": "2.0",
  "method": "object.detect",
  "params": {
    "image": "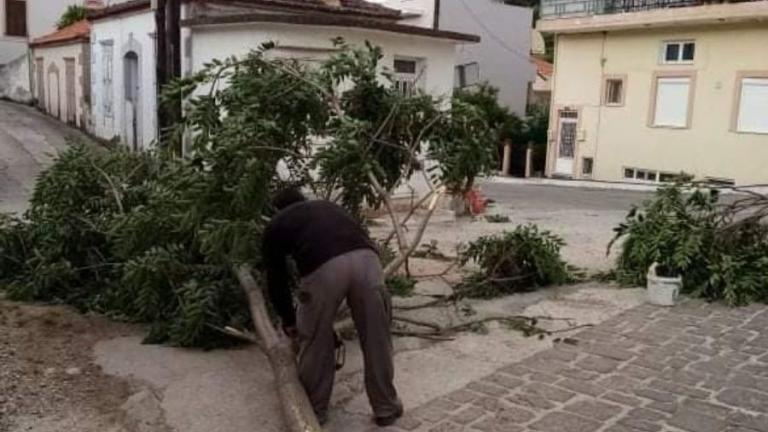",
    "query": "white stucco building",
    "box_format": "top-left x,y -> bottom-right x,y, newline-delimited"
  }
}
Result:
183,0 -> 477,100
30,19 -> 90,128
0,0 -> 83,101
85,0 -> 477,152
371,0 -> 536,114
89,0 -> 156,149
